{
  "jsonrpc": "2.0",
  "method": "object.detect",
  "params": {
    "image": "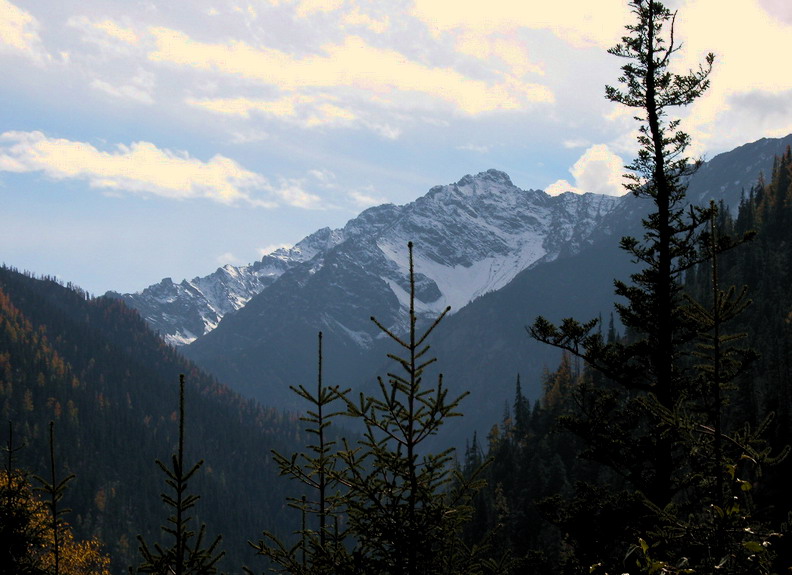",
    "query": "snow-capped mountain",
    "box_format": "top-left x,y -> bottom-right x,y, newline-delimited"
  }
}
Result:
180,169 -> 624,405
106,227 -> 343,345
111,169 -> 620,347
